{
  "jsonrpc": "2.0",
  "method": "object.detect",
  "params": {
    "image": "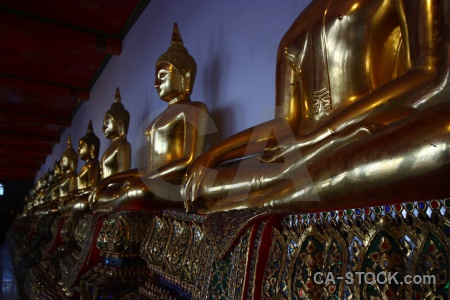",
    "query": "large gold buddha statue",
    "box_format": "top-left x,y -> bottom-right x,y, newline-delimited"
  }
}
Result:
89,23 -> 209,212
58,121 -> 101,216
183,0 -> 450,213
